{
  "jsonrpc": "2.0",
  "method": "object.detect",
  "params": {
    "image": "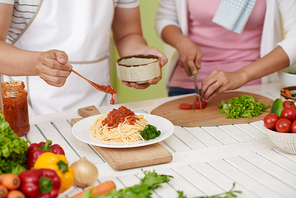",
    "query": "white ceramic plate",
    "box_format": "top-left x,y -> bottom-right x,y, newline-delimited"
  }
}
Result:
72,113 -> 174,148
